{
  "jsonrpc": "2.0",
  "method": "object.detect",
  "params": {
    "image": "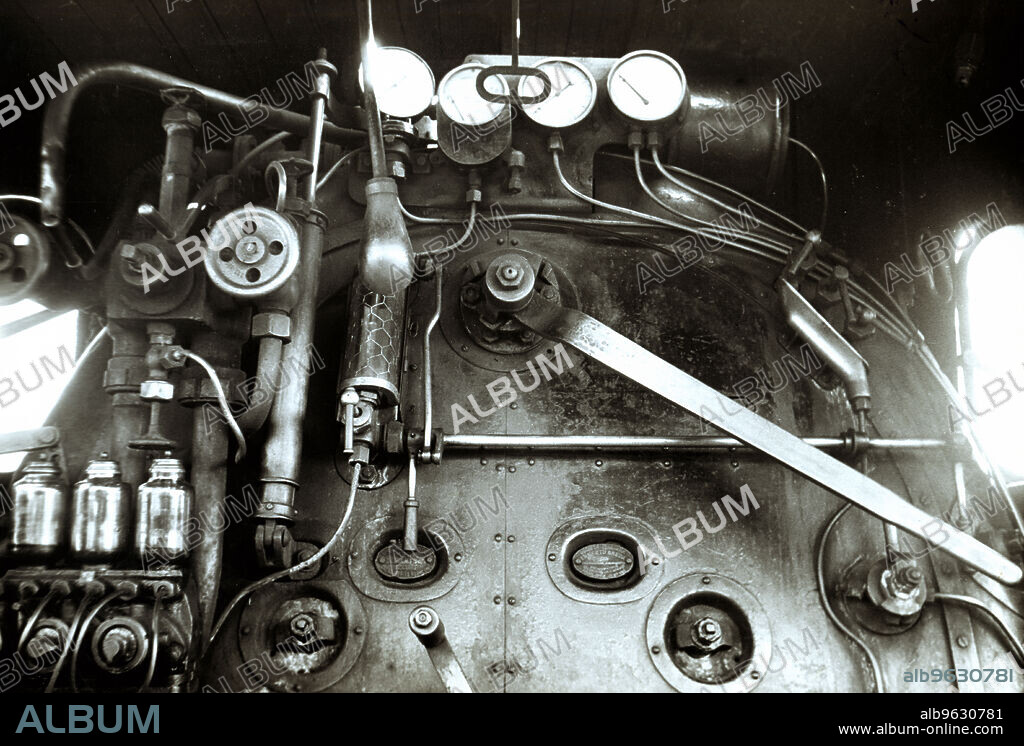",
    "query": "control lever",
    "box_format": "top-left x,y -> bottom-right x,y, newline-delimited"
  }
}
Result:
513,294 -> 1023,585
409,606 -> 473,693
